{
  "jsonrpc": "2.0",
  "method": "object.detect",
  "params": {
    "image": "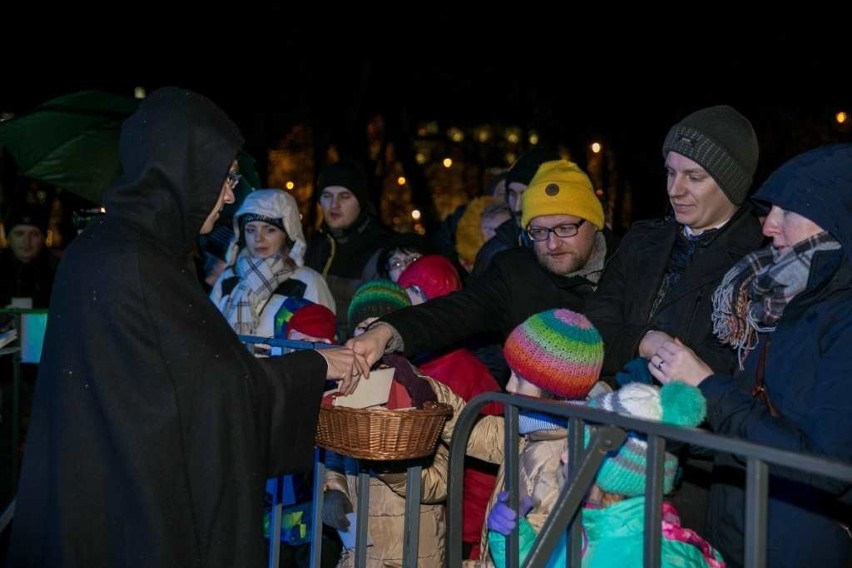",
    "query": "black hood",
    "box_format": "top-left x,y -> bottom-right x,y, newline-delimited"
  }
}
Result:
102,87 -> 244,253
